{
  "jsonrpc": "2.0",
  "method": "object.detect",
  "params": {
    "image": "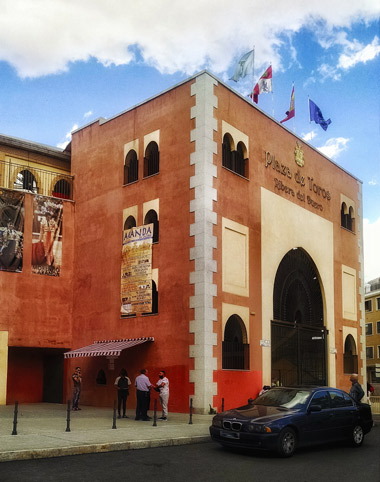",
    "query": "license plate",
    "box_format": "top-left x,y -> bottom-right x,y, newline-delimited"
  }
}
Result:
220,430 -> 240,439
